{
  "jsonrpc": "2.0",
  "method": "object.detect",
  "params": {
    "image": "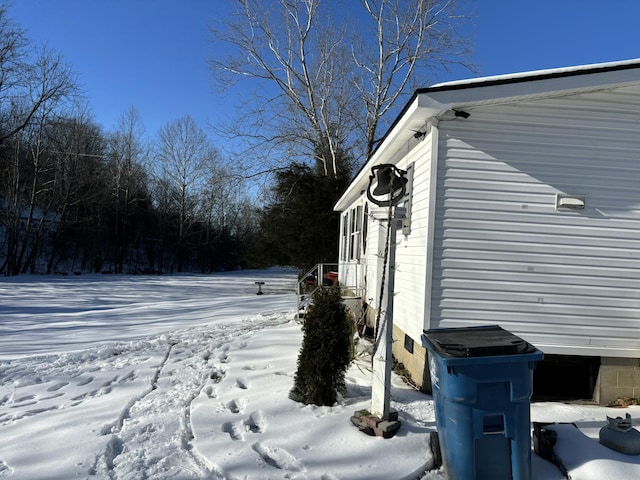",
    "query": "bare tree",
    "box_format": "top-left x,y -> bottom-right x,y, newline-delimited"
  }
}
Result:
209,0 -> 473,174
210,0 -> 357,178
0,5 -> 79,275
355,0 -> 473,158
107,106 -> 148,273
45,104 -> 107,274
0,48 -> 78,274
0,5 -> 77,144
197,149 -> 230,232
154,115 -> 215,271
